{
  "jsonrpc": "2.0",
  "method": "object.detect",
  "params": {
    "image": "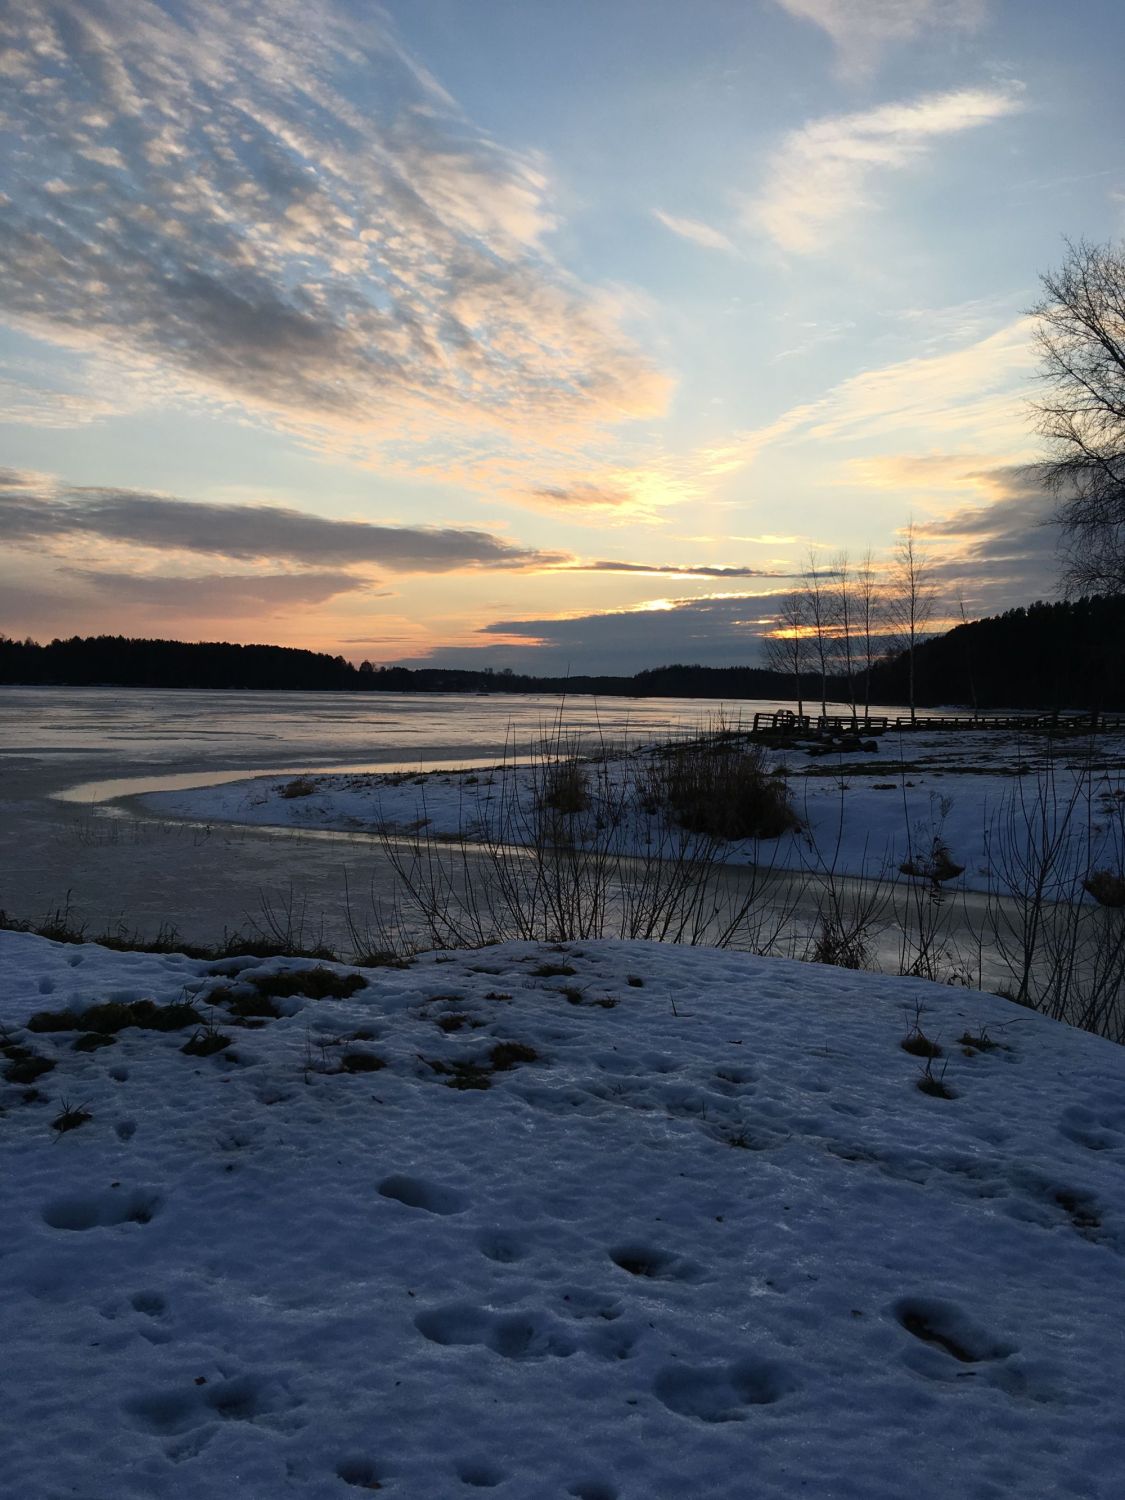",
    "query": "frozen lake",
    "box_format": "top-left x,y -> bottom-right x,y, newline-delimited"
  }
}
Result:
0,686 -> 824,946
